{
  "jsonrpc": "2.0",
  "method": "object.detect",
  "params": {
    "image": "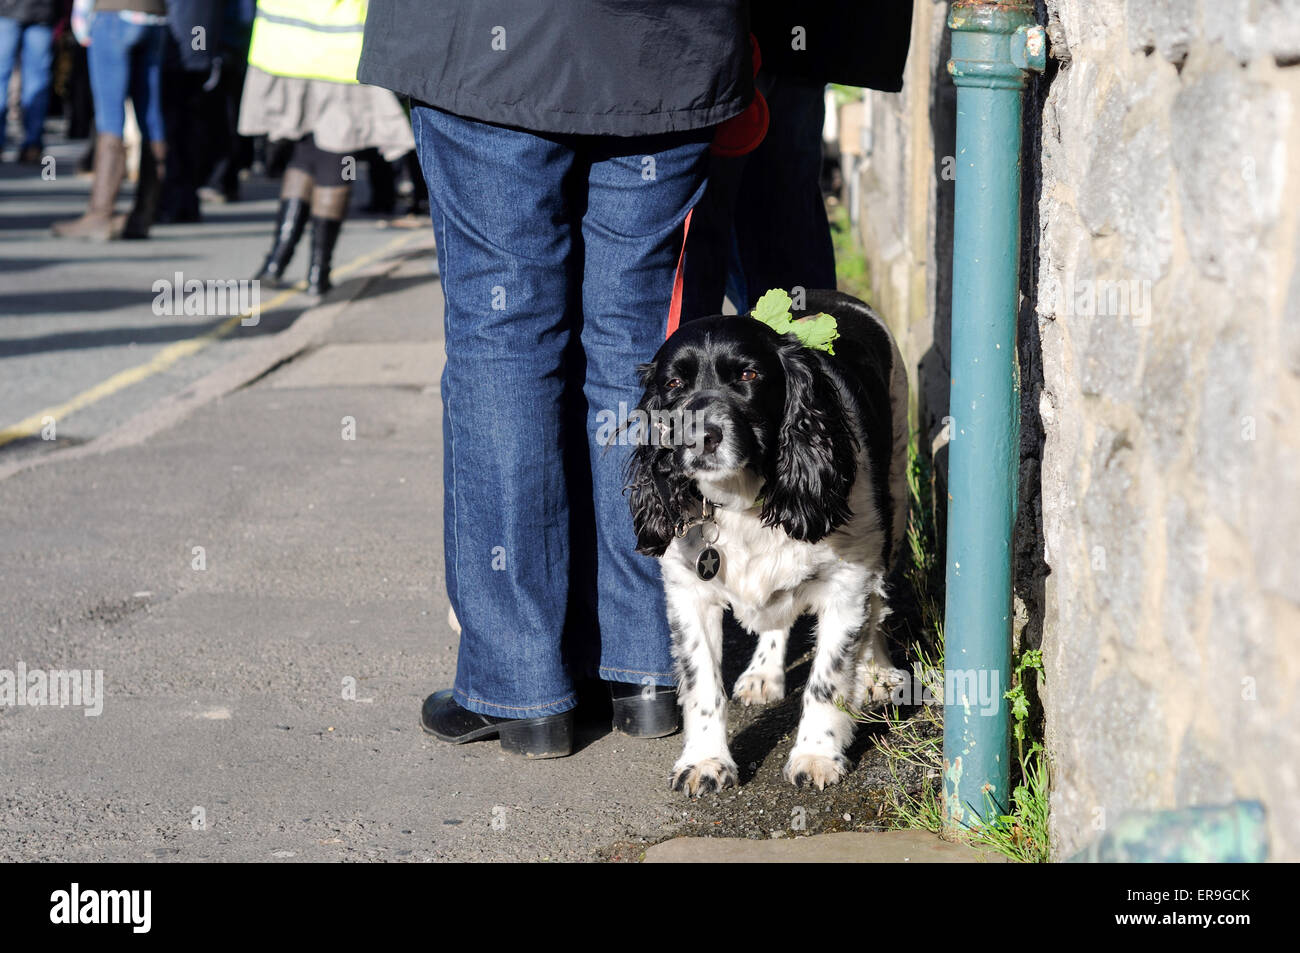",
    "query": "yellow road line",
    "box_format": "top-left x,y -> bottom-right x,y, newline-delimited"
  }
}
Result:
0,232 -> 421,448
